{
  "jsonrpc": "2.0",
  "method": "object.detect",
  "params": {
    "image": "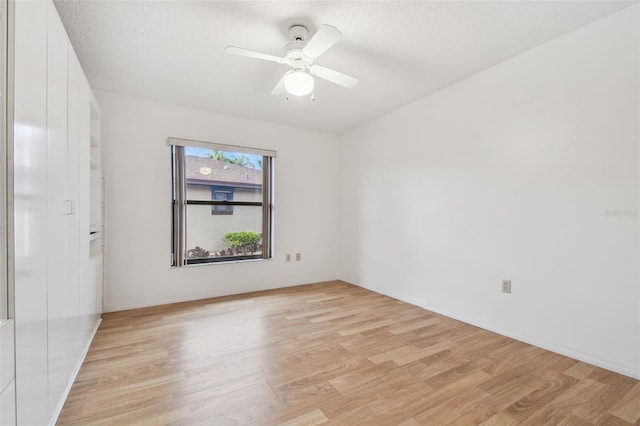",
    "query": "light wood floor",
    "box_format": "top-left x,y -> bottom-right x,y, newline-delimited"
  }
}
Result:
58,281 -> 639,425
